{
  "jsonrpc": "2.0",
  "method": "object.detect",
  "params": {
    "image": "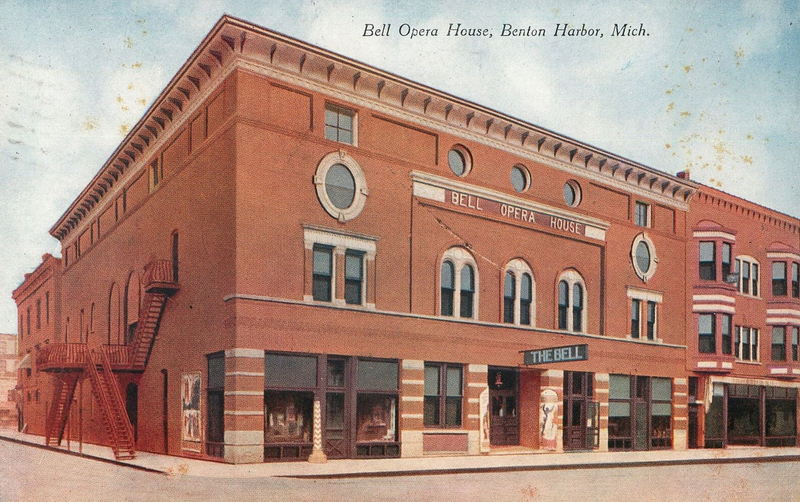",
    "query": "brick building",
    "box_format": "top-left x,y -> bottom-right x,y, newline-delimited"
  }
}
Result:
682,178 -> 800,448
11,15 -> 797,464
0,333 -> 18,428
